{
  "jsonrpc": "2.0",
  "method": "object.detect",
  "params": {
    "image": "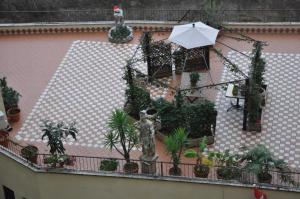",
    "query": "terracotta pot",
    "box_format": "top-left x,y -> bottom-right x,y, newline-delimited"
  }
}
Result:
65,156 -> 75,166
194,164 -> 209,178
169,167 -> 182,176
124,162 -> 139,174
0,131 -> 9,148
7,107 -> 21,123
